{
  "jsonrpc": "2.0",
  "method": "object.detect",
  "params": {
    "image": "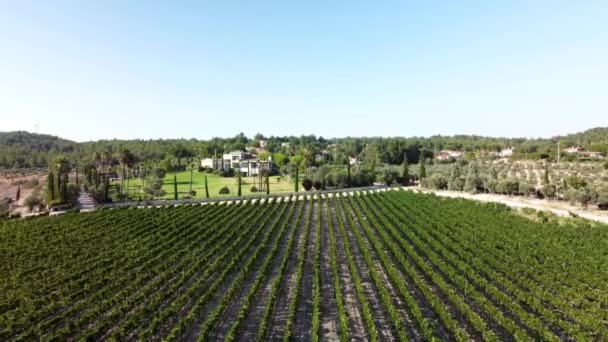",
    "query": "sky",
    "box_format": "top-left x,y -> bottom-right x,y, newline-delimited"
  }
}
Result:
1,1 -> 607,142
